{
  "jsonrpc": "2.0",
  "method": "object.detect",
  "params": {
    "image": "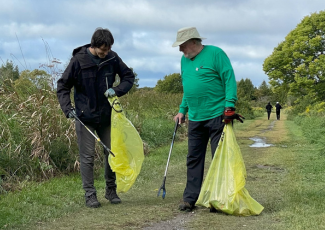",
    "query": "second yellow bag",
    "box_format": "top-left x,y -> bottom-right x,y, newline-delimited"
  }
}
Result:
196,124 -> 264,216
